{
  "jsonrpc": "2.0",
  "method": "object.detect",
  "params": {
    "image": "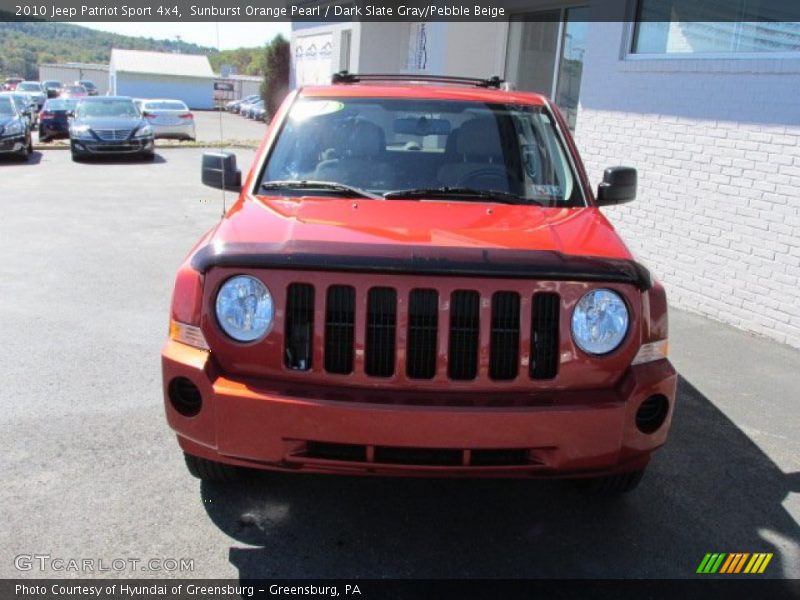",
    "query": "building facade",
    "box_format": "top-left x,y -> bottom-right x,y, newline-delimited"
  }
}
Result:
109,49 -> 215,109
291,3 -> 800,348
